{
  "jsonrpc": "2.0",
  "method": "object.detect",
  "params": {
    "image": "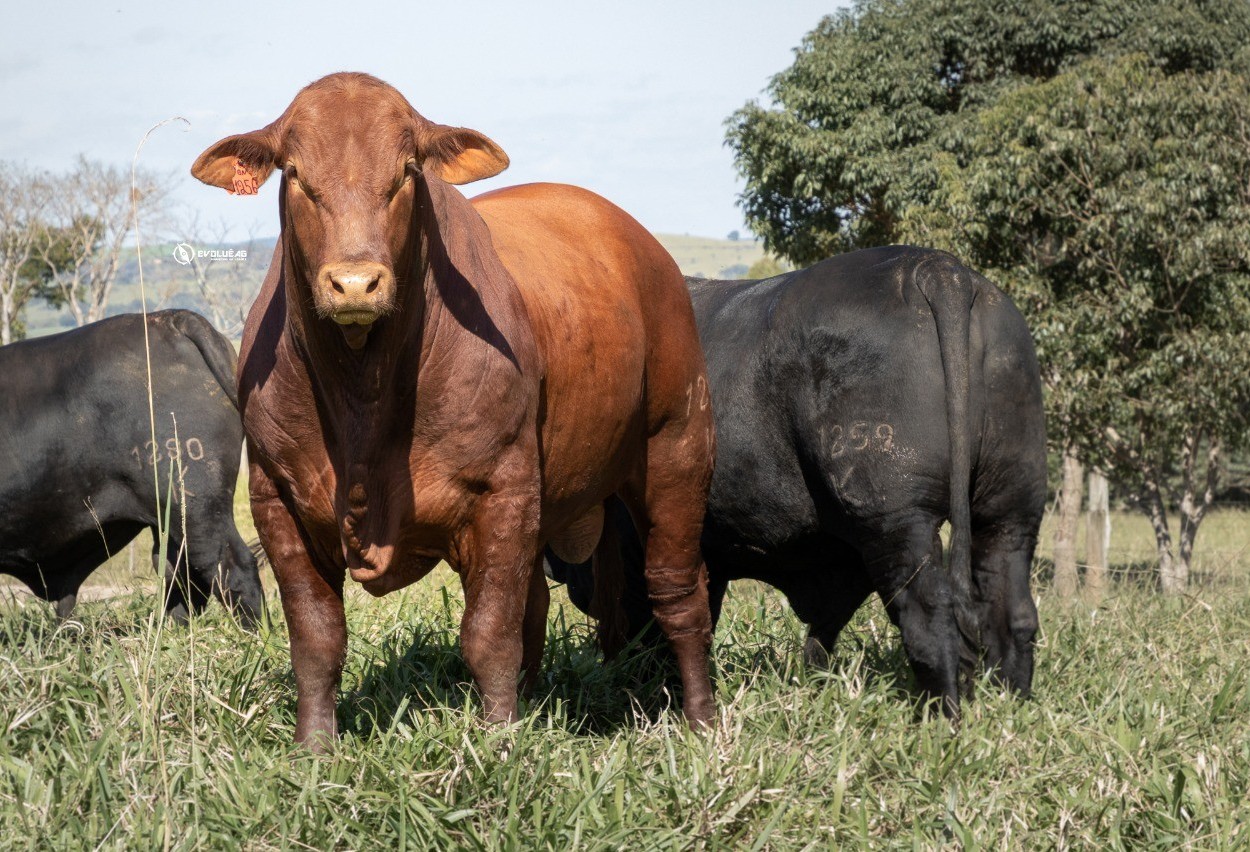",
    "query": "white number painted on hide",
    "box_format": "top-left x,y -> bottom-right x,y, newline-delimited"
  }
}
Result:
130,437 -> 205,467
822,422 -> 895,458
685,376 -> 711,417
